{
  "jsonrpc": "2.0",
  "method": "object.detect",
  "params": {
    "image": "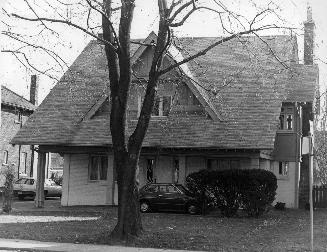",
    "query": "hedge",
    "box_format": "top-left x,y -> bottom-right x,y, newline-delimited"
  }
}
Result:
186,169 -> 277,217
